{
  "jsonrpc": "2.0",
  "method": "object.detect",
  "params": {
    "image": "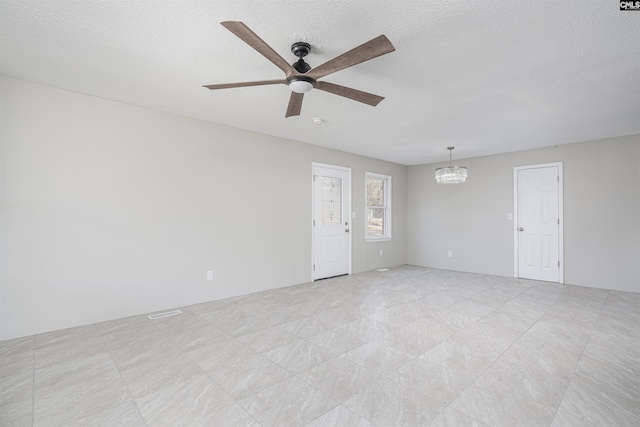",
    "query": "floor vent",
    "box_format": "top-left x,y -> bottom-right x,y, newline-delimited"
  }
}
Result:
147,310 -> 182,320
377,268 -> 390,272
